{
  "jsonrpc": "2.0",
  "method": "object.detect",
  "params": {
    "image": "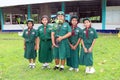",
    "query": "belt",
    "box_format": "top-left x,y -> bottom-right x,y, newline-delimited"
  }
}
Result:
41,39 -> 51,42
25,40 -> 34,43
